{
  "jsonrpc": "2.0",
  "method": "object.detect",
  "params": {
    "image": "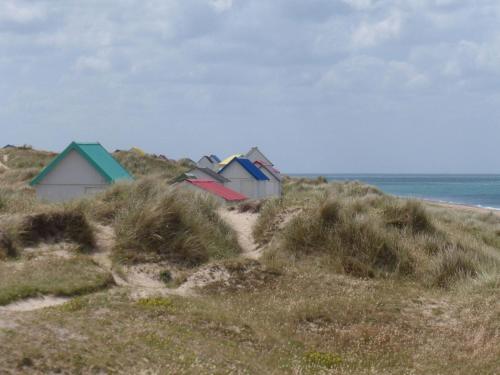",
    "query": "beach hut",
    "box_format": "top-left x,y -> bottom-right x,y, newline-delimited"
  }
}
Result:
30,142 -> 133,202
187,167 -> 230,184
197,155 -> 218,170
218,157 -> 269,199
210,154 -> 221,163
245,147 -> 274,166
182,179 -> 247,204
254,160 -> 282,197
218,153 -> 245,168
